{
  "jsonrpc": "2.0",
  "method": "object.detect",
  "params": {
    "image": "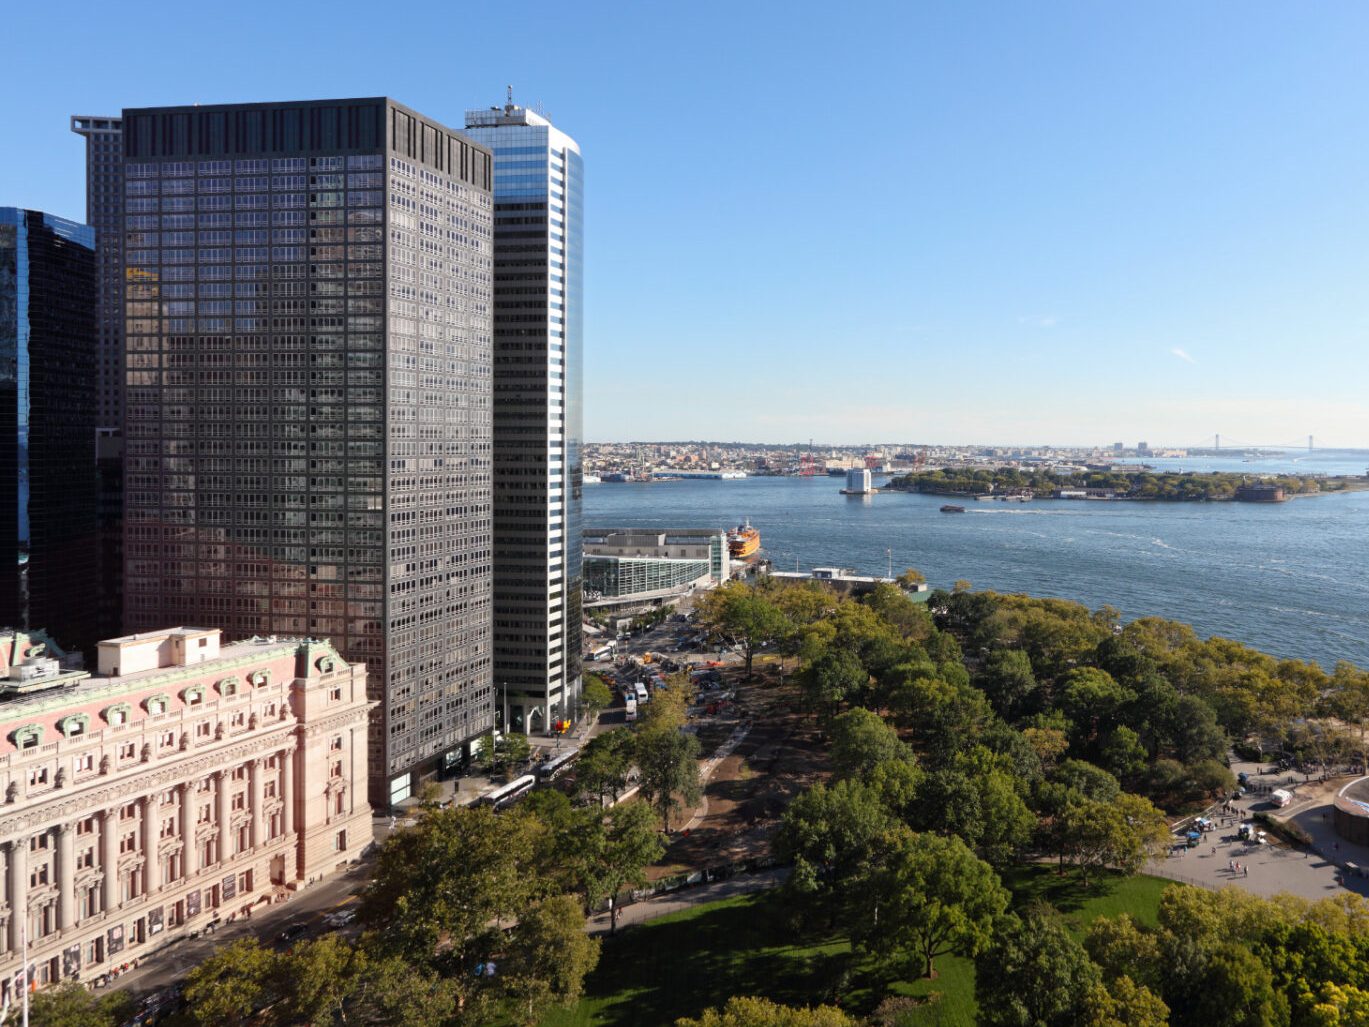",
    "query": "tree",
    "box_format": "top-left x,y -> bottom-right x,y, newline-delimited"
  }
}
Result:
582,673 -> 614,721
350,955 -> 462,1027
695,582 -> 790,678
360,804 -> 533,981
587,799 -> 666,933
3,983 -> 133,1027
914,748 -> 1034,867
274,934 -> 366,1026
676,996 -> 859,1027
853,830 -> 1009,979
1081,976 -> 1170,1027
975,905 -> 1103,1027
640,678 -> 690,732
828,707 -> 913,779
501,894 -> 601,1025
775,779 -> 893,905
1085,914 -> 1165,994
183,938 -> 279,1027
635,726 -> 702,832
576,727 -> 637,805
1059,792 -> 1169,886
979,649 -> 1039,720
801,647 -> 869,722
477,728 -> 533,777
